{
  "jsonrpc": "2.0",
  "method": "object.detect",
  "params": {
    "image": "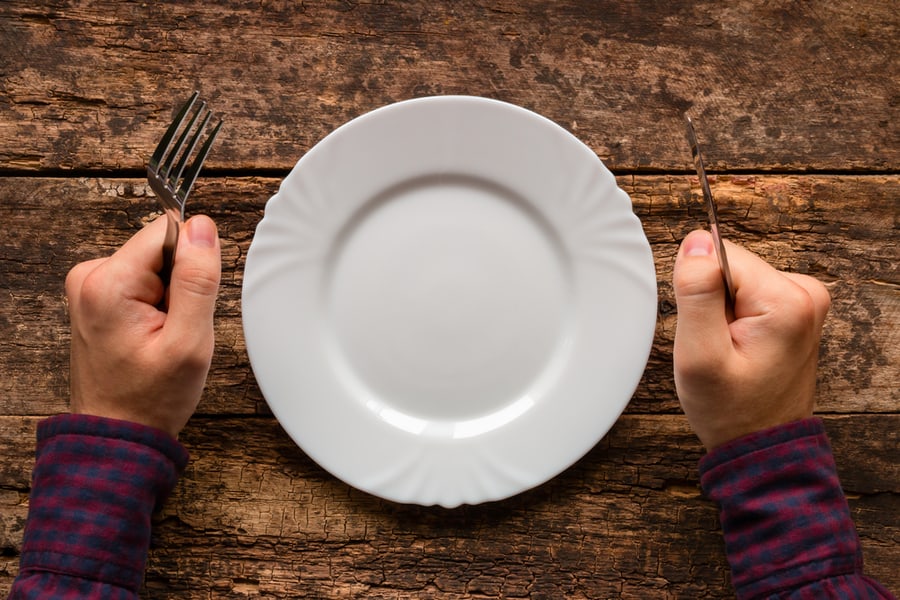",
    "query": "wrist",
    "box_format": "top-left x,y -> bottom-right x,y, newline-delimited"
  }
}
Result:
689,401 -> 817,451
70,396 -> 192,439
